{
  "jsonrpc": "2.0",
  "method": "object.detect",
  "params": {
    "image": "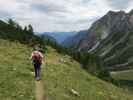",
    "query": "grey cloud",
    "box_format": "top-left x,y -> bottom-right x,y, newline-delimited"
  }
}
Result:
82,0 -> 92,4
54,16 -> 99,26
2,0 -> 132,32
30,3 -> 71,23
31,3 -> 69,14
0,10 -> 13,19
15,17 -> 32,21
106,0 -> 132,9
